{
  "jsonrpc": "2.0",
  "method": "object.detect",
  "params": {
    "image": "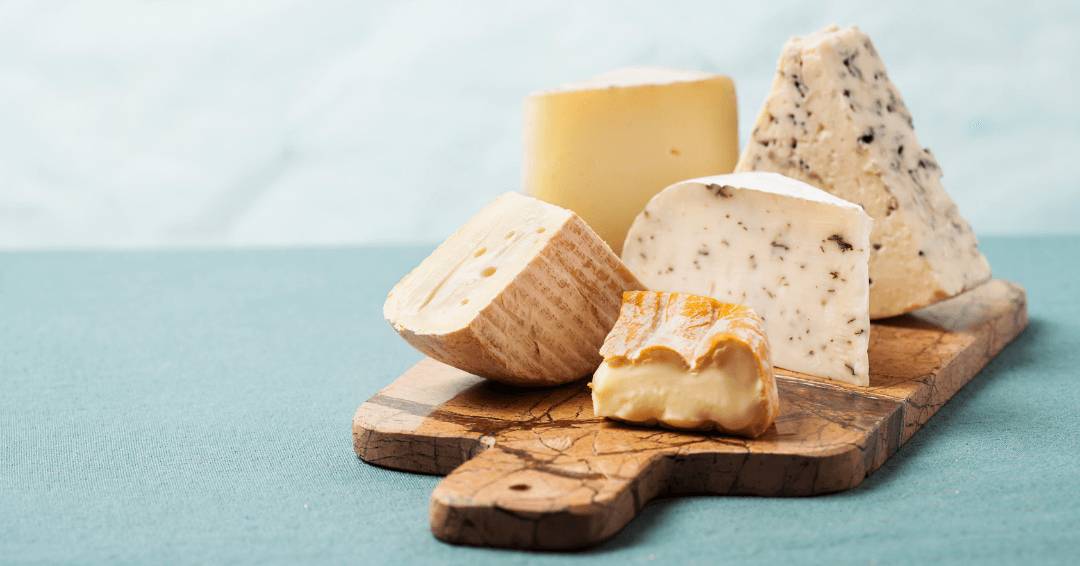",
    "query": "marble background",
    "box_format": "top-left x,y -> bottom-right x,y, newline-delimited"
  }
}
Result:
2,0 -> 1078,249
